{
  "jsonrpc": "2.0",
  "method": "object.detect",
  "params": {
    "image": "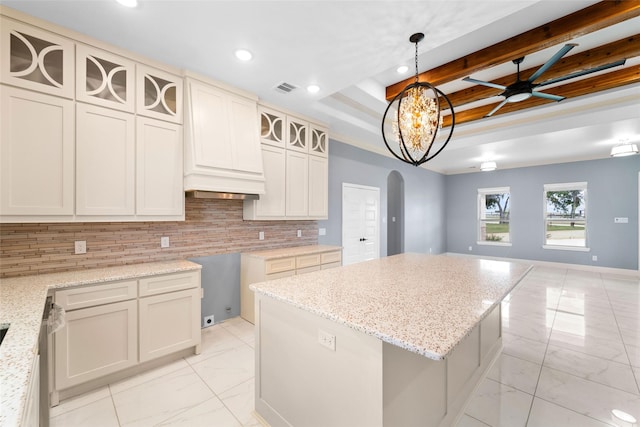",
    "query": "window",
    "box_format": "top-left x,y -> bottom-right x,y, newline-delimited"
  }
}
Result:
478,187 -> 511,245
544,182 -> 588,250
